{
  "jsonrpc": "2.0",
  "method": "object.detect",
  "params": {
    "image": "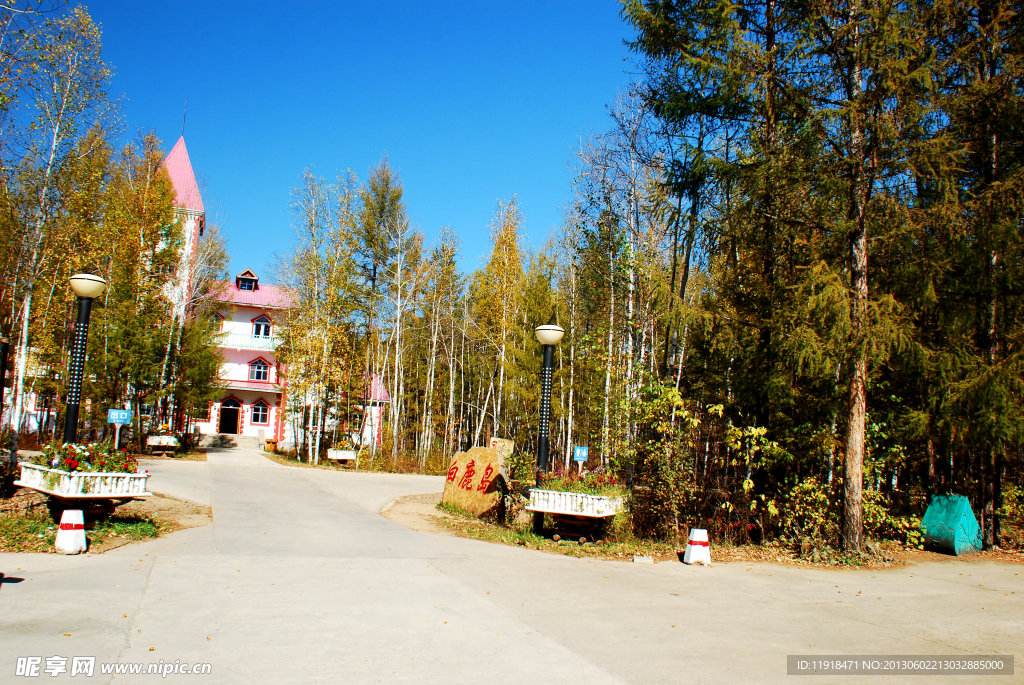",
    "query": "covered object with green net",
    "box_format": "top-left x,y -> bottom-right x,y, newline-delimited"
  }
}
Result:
920,495 -> 982,556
